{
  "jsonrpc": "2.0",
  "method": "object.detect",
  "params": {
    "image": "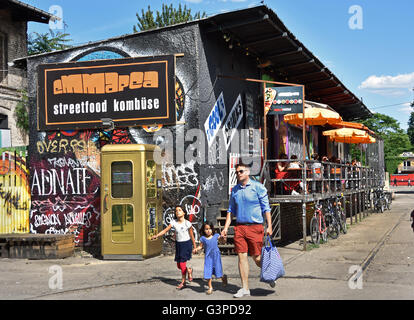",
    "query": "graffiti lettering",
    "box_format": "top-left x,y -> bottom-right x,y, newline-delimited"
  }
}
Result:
64,211 -> 92,228
0,184 -> 28,210
37,139 -> 87,154
162,161 -> 198,190
33,213 -> 61,228
31,168 -> 91,196
202,172 -> 225,193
